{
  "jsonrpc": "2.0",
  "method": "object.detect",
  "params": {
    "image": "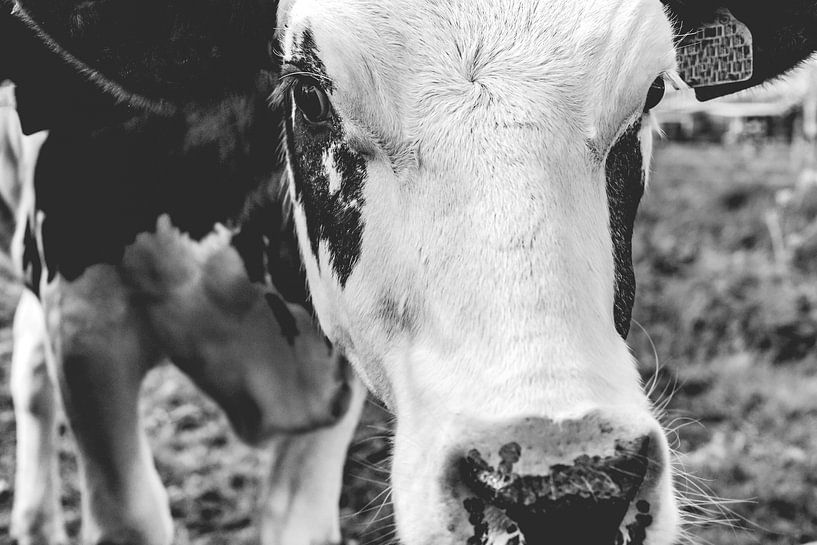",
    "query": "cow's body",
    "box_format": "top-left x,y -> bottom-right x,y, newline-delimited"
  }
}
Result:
0,85 -> 366,545
3,1 -> 817,544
